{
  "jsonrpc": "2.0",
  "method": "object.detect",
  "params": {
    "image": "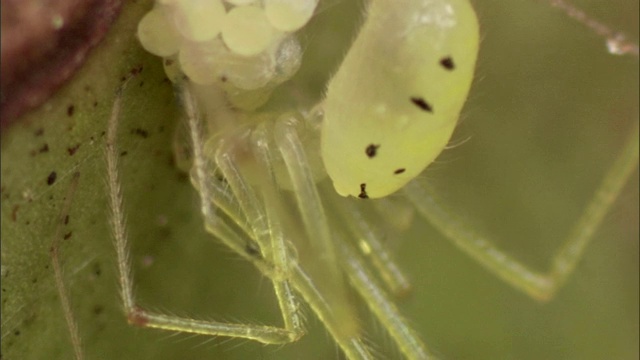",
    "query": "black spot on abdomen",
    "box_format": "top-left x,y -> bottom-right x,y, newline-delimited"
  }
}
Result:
358,183 -> 369,199
365,144 -> 380,158
410,97 -> 433,113
440,56 -> 455,70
